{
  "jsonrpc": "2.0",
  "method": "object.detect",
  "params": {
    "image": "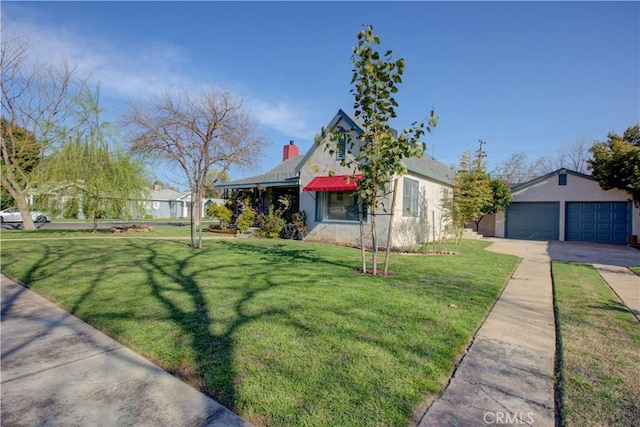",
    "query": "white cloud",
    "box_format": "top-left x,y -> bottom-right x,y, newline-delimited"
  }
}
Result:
5,17 -> 195,100
3,9 -> 317,140
246,99 -> 318,141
